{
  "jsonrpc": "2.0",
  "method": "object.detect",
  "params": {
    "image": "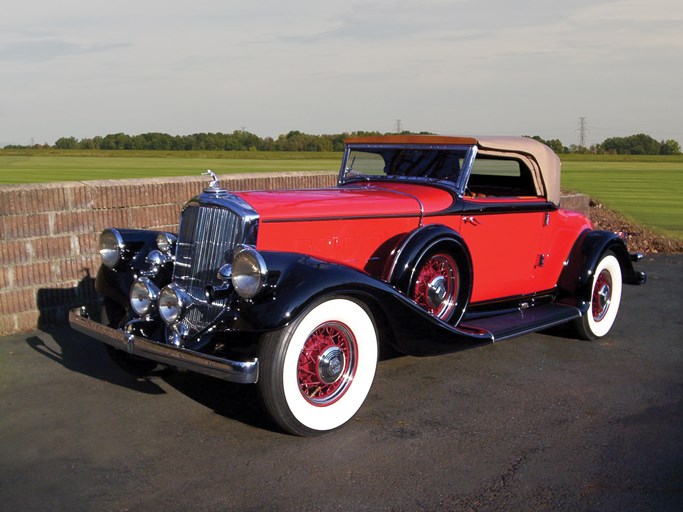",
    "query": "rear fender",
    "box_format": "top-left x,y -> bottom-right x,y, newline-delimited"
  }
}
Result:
557,230 -> 645,311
